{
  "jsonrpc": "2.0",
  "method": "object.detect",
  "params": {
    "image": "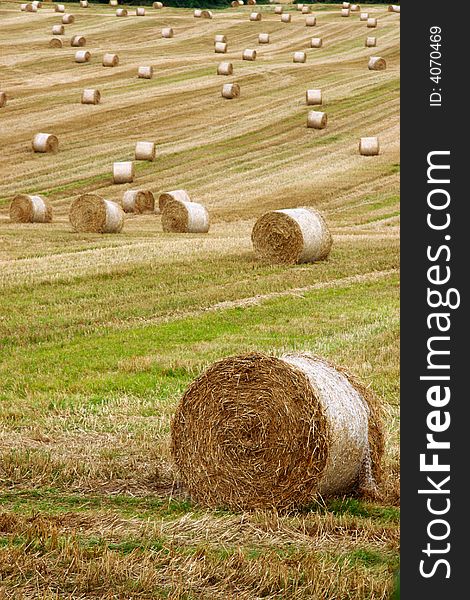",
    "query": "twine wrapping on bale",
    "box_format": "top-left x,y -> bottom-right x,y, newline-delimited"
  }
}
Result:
365,36 -> 377,47
122,190 -> 155,214
75,50 -> 91,63
161,198 -> 209,234
274,6 -> 283,15
71,35 -> 86,47
81,88 -> 100,104
201,9 -> 213,18
217,62 -> 233,76
162,28 -> 174,38
359,136 -> 380,156
135,141 -> 156,161
69,194 -> 124,233
153,1 -> 163,8
306,89 -> 322,105
158,189 -> 191,213
301,5 -> 311,14
258,33 -> 270,44
310,37 -> 322,48
194,8 -> 201,17
62,14 -> 74,24
32,133 -> 58,153
49,37 -> 63,48
10,195 -> 52,223
55,4 -> 65,12
116,8 -> 128,17
367,17 -> 377,28
52,24 -> 64,35
249,12 -> 261,21
103,53 -> 119,67
0,92 -> 6,108
242,49 -> 257,61
113,161 -> 134,184
136,7 -> 145,16
341,8 -> 350,17
360,12 -> 369,21
293,51 -> 306,63
252,207 -> 331,264
215,42 -> 227,54
171,352 -> 384,510
215,34 -> 227,44
368,56 -> 386,71
307,110 -> 327,129
281,14 -> 291,23
222,83 -> 240,99
305,15 -> 316,26
138,66 -> 153,79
